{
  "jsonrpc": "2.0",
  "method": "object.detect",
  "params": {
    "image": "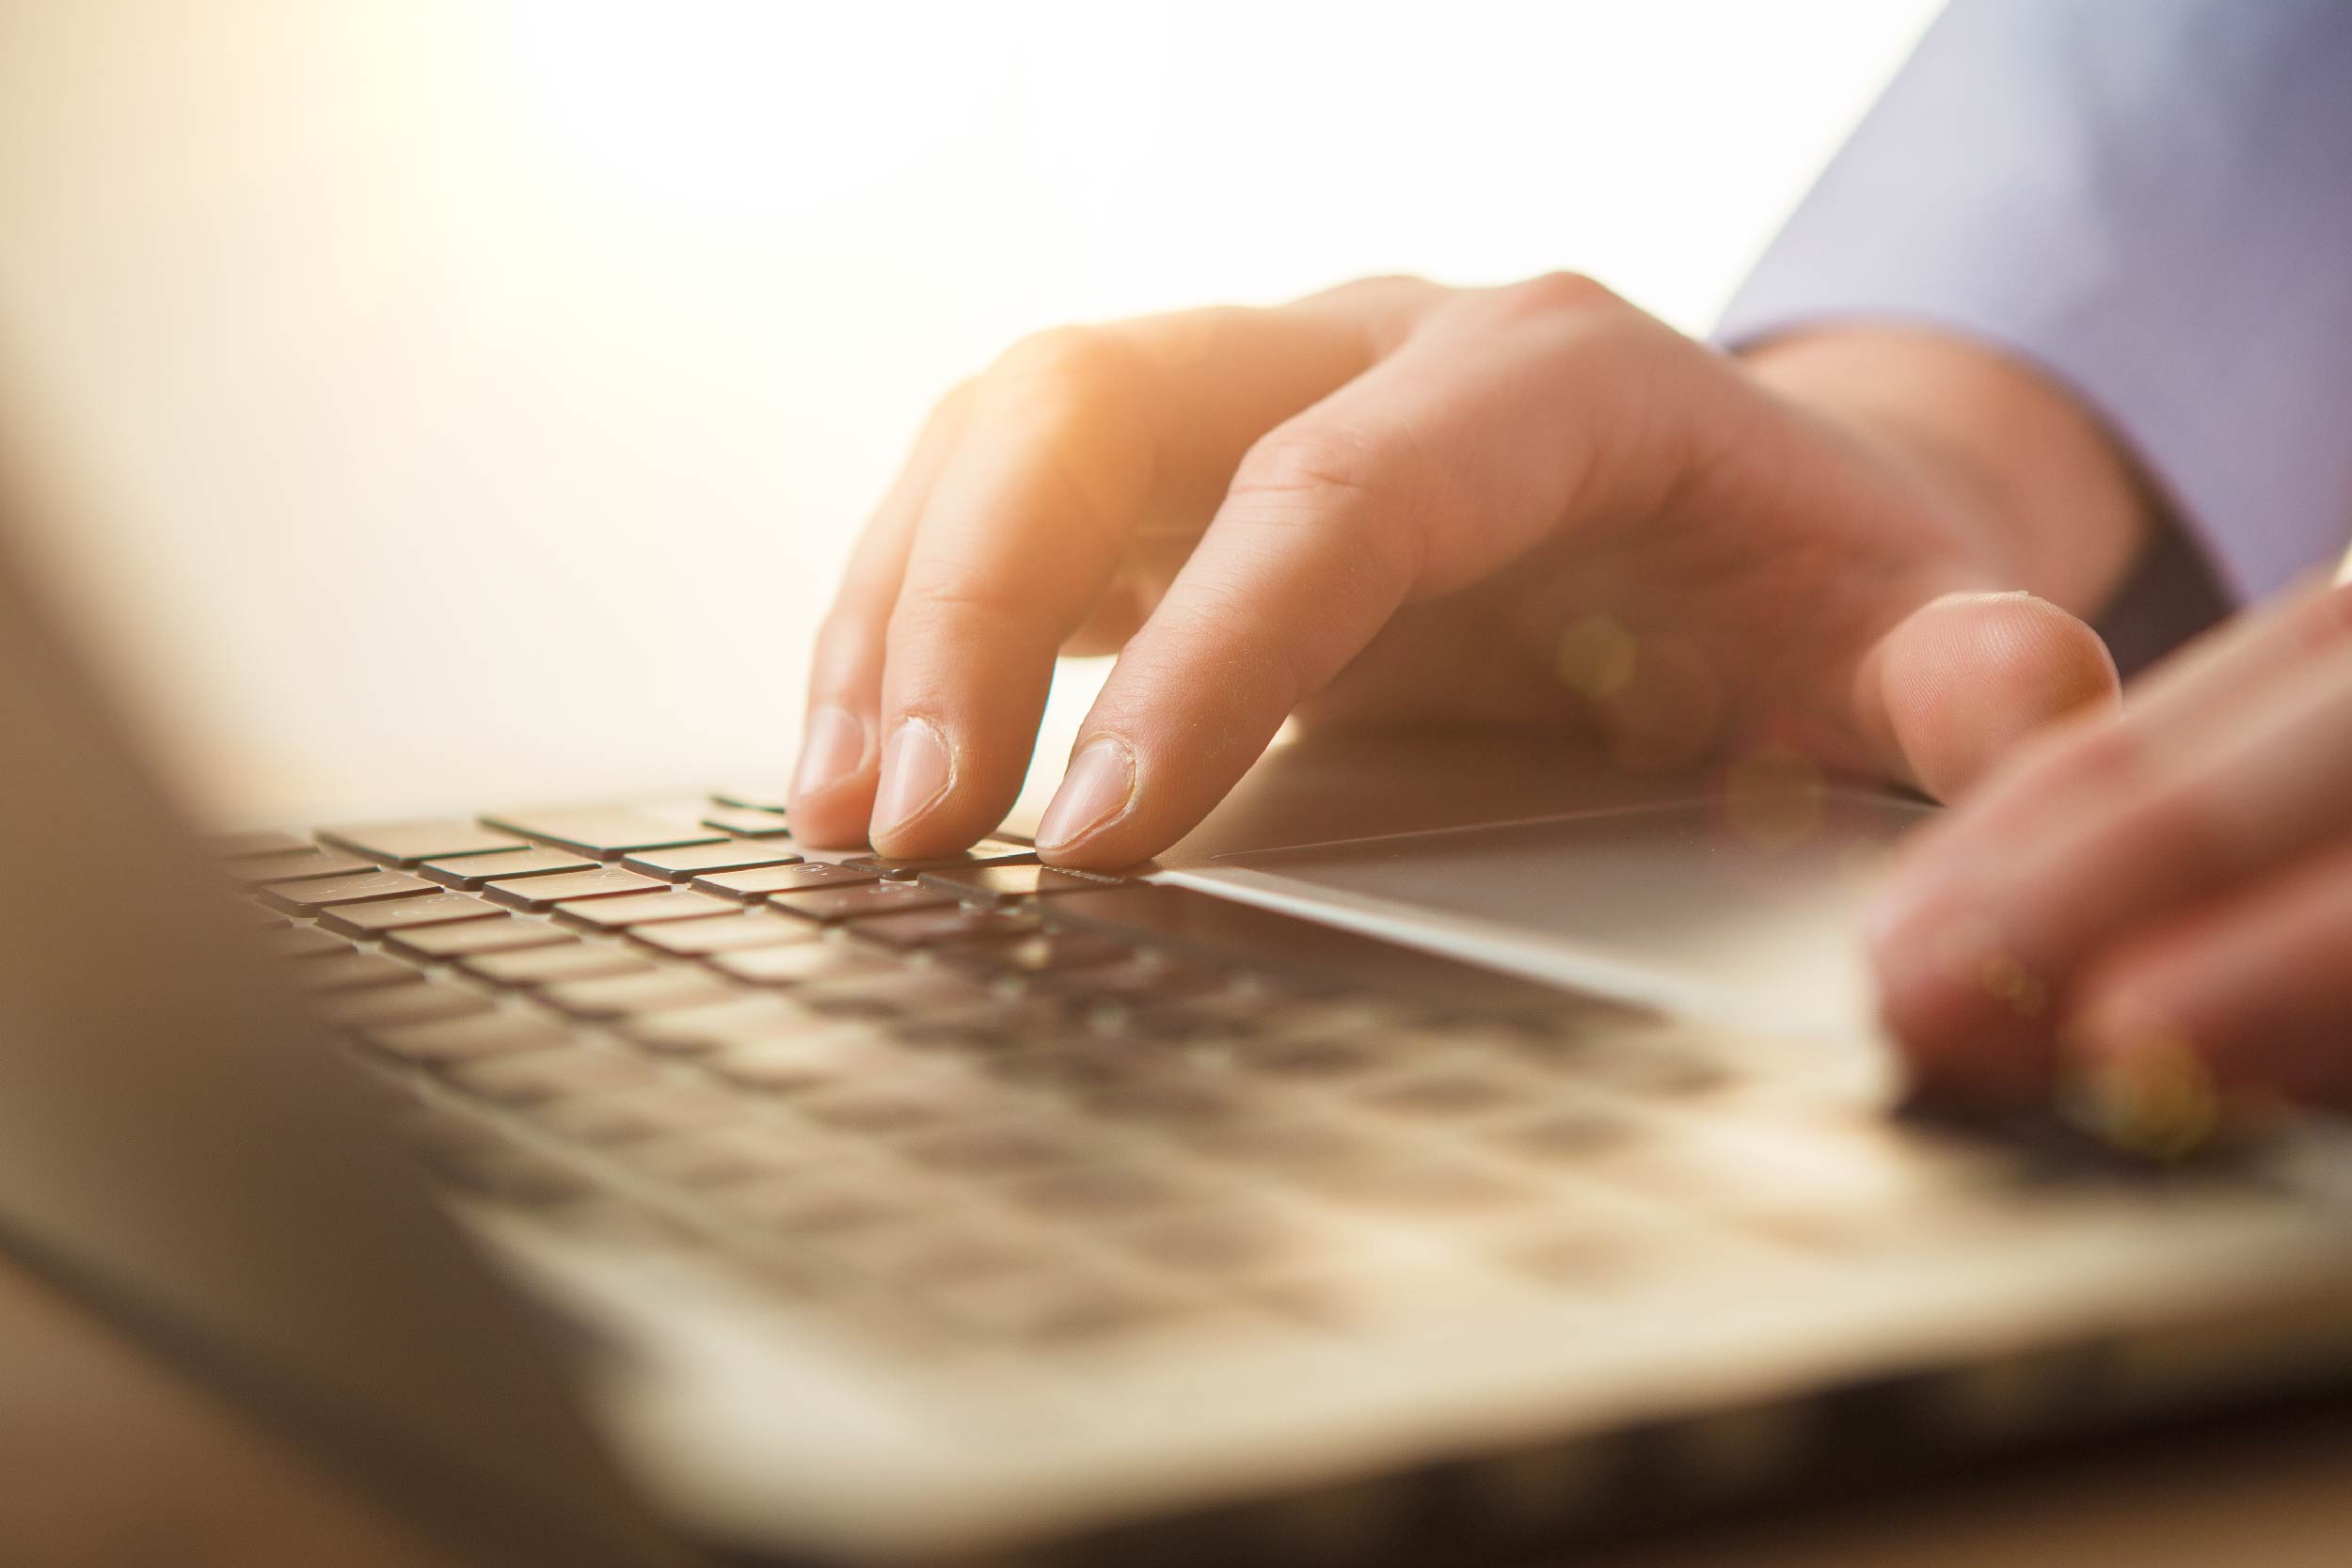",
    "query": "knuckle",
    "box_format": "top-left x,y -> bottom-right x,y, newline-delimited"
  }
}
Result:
1330,271 -> 1433,293
988,324 -> 1141,404
1229,419 -> 1430,599
1299,274 -> 1448,353
1233,420 -> 1403,505
982,325 -> 1155,533
887,573 -> 1034,634
1311,272 -> 1438,309
1498,268 -> 1624,323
